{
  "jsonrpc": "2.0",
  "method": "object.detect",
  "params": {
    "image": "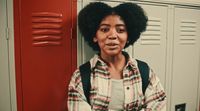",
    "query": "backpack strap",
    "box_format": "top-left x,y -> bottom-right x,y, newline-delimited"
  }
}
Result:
79,61 -> 91,104
136,59 -> 150,94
